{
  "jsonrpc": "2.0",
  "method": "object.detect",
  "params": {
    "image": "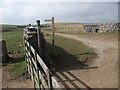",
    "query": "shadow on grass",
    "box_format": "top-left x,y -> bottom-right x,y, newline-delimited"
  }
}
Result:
2,56 -> 25,67
10,56 -> 25,63
46,42 -> 97,72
